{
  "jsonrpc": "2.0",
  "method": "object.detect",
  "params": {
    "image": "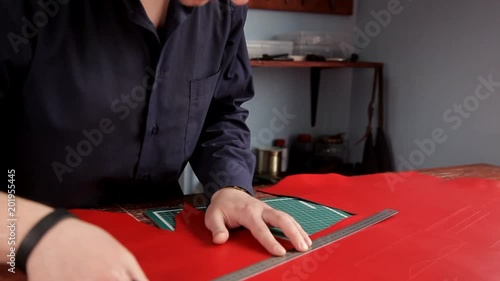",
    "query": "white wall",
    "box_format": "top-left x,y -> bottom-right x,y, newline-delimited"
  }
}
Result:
244,9 -> 357,149
181,9 -> 358,194
245,9 -> 355,40
350,0 -> 500,170
183,1 -> 500,194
